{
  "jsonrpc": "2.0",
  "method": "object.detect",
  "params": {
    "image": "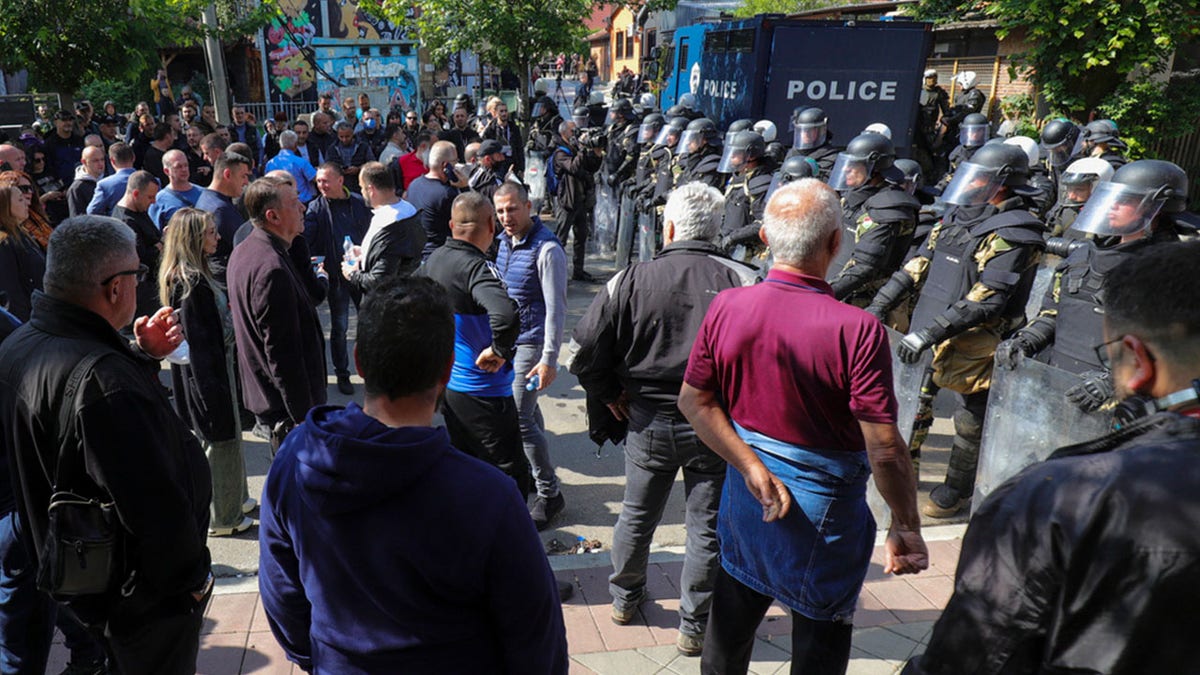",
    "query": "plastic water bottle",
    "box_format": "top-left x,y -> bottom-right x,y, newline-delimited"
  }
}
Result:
525,374 -> 540,392
342,235 -> 355,265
